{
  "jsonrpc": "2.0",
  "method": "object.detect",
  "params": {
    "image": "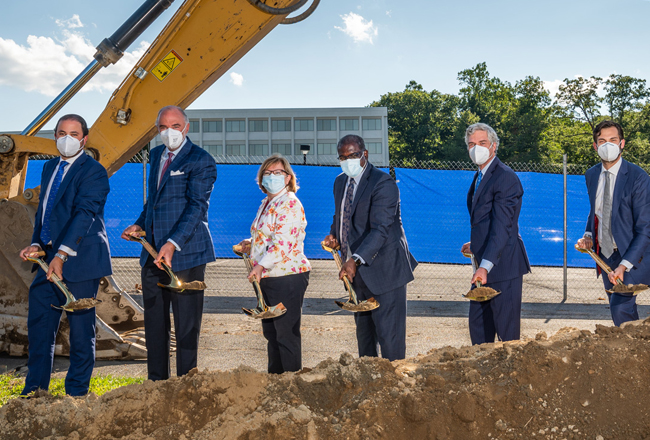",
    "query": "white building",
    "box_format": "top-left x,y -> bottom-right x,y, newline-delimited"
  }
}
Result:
149,107 -> 390,166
